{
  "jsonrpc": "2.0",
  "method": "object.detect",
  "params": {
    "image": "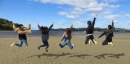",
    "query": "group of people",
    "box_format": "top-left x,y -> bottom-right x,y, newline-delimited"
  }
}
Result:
11,14 -> 115,52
